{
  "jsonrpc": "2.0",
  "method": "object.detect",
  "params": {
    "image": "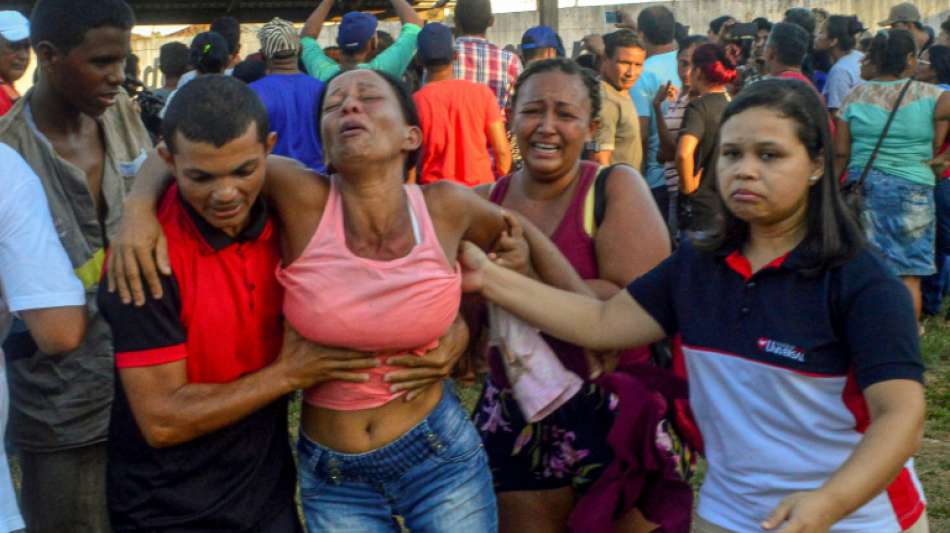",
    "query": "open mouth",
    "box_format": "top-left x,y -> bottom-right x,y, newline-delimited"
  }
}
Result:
530,142 -> 560,154
339,121 -> 368,137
